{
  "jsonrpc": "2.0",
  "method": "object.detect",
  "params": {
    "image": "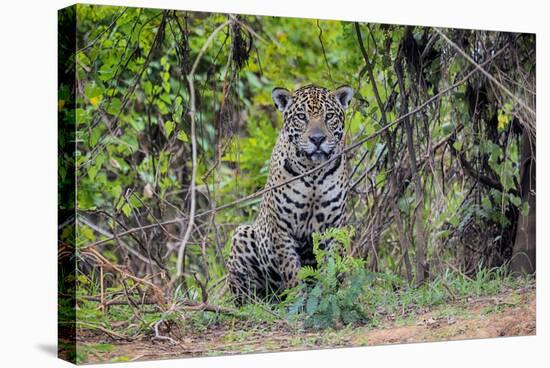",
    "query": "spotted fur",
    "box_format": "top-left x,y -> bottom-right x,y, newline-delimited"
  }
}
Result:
227,84 -> 354,305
